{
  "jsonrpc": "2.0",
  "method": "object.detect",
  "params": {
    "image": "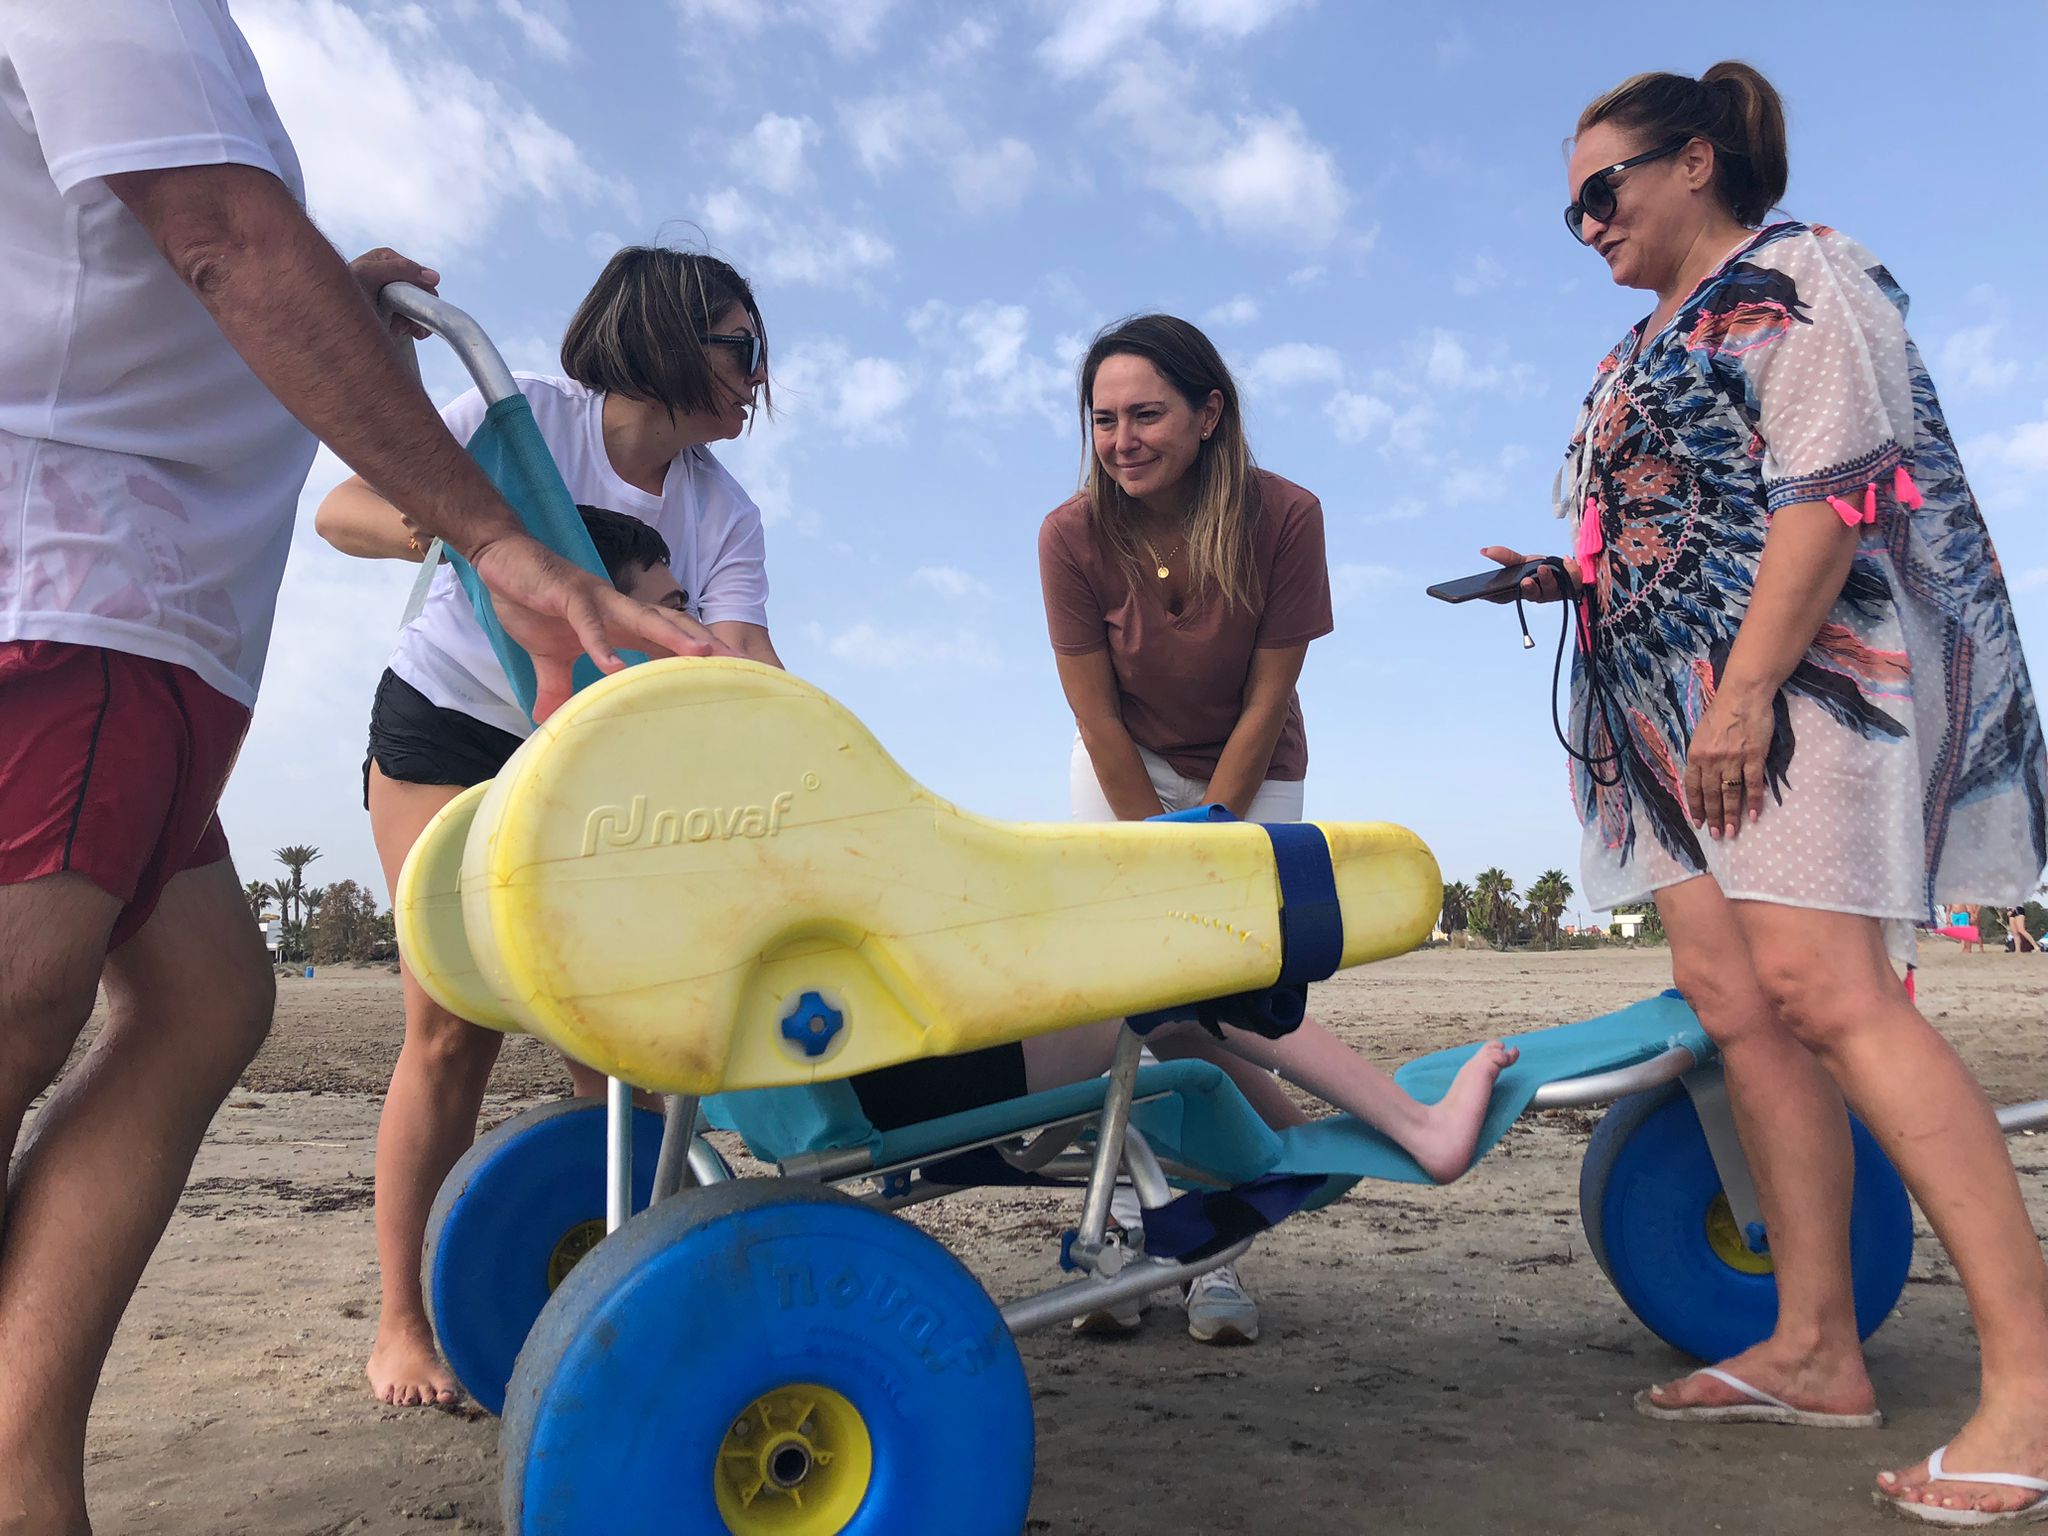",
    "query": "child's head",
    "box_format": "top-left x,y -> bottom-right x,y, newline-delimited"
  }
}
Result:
577,504 -> 688,612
